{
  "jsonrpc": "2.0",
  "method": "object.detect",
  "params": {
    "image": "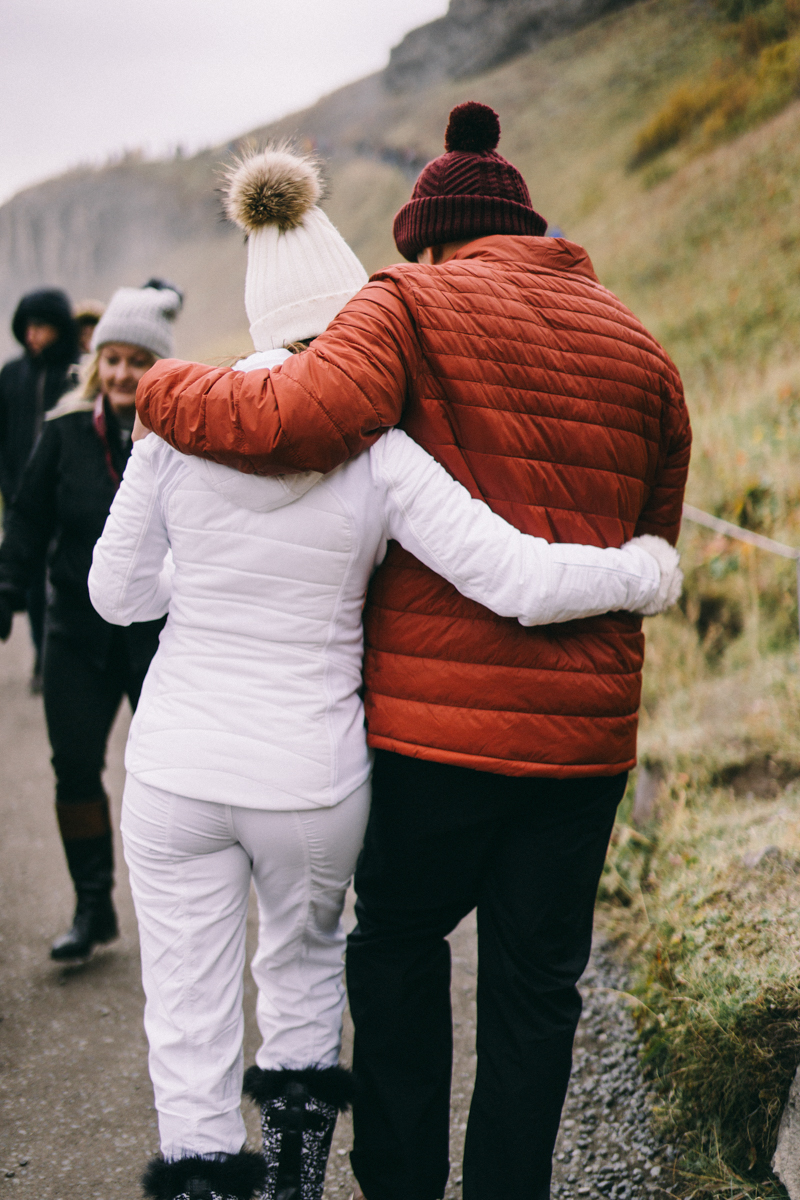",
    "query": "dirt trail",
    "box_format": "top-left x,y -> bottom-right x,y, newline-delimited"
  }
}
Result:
0,616 -> 666,1200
